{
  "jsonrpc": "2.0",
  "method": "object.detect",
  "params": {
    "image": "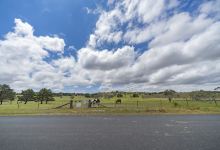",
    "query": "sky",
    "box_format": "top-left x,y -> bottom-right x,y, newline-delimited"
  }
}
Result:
0,0 -> 220,93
